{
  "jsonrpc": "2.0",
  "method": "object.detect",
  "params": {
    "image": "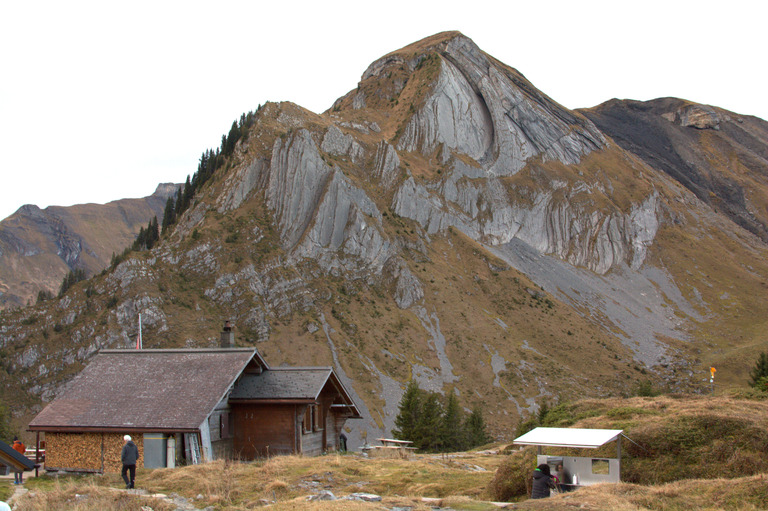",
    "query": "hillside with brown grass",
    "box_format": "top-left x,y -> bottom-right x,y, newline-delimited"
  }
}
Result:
6,393 -> 768,510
